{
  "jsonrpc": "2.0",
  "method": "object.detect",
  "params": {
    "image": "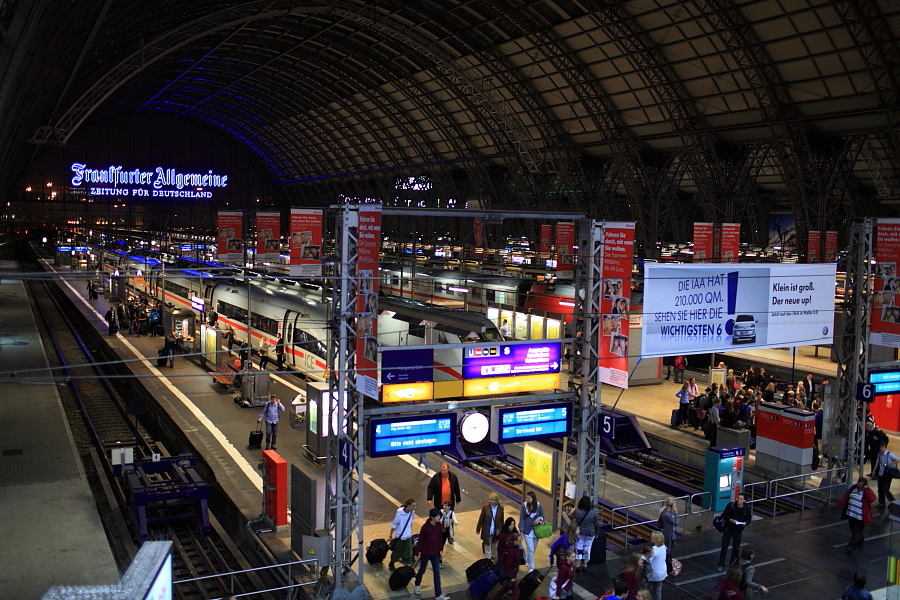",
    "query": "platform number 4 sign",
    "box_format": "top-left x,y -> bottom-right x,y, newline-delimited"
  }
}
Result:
338,438 -> 357,470
856,382 -> 875,403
